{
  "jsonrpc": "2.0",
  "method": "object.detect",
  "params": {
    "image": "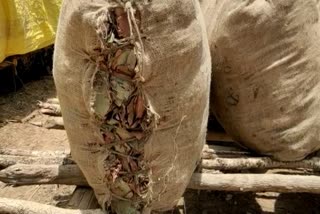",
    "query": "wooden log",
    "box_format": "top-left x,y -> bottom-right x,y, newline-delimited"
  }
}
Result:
0,164 -> 87,186
1,147 -> 320,172
189,173 -> 320,193
38,101 -> 62,116
39,107 -> 62,117
0,197 -> 104,214
2,164 -> 320,194
200,157 -> 320,171
40,108 -> 62,116
0,148 -> 69,157
29,117 -> 65,129
203,144 -> 251,158
0,154 -> 74,169
206,131 -> 233,142
67,187 -> 100,209
43,117 -> 64,129
46,98 -> 60,104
